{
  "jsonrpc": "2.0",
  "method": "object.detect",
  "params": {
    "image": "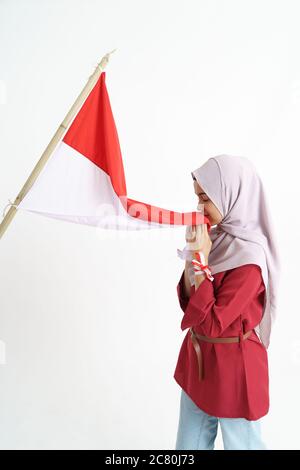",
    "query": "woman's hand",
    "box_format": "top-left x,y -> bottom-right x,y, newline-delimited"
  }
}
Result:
185,224 -> 212,264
